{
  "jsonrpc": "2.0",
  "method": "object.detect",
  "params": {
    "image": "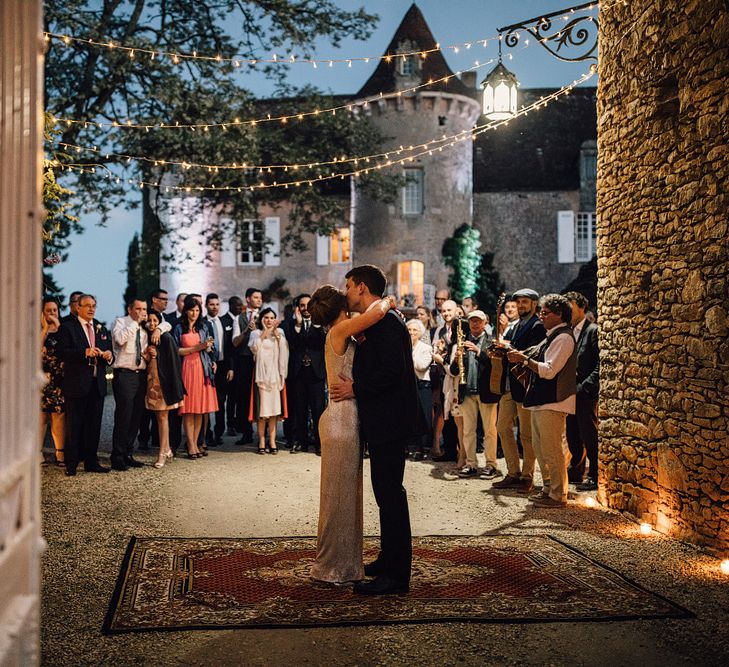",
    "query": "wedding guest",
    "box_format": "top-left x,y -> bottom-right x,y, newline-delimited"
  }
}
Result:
173,296 -> 218,459
248,307 -> 289,454
110,298 -> 150,471
205,293 -> 235,445
225,296 -> 244,435
165,292 -> 187,326
143,310 -> 185,468
232,287 -> 263,445
406,319 -> 433,459
415,305 -> 435,341
56,294 -> 113,476
41,297 -> 65,466
60,290 -> 83,323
